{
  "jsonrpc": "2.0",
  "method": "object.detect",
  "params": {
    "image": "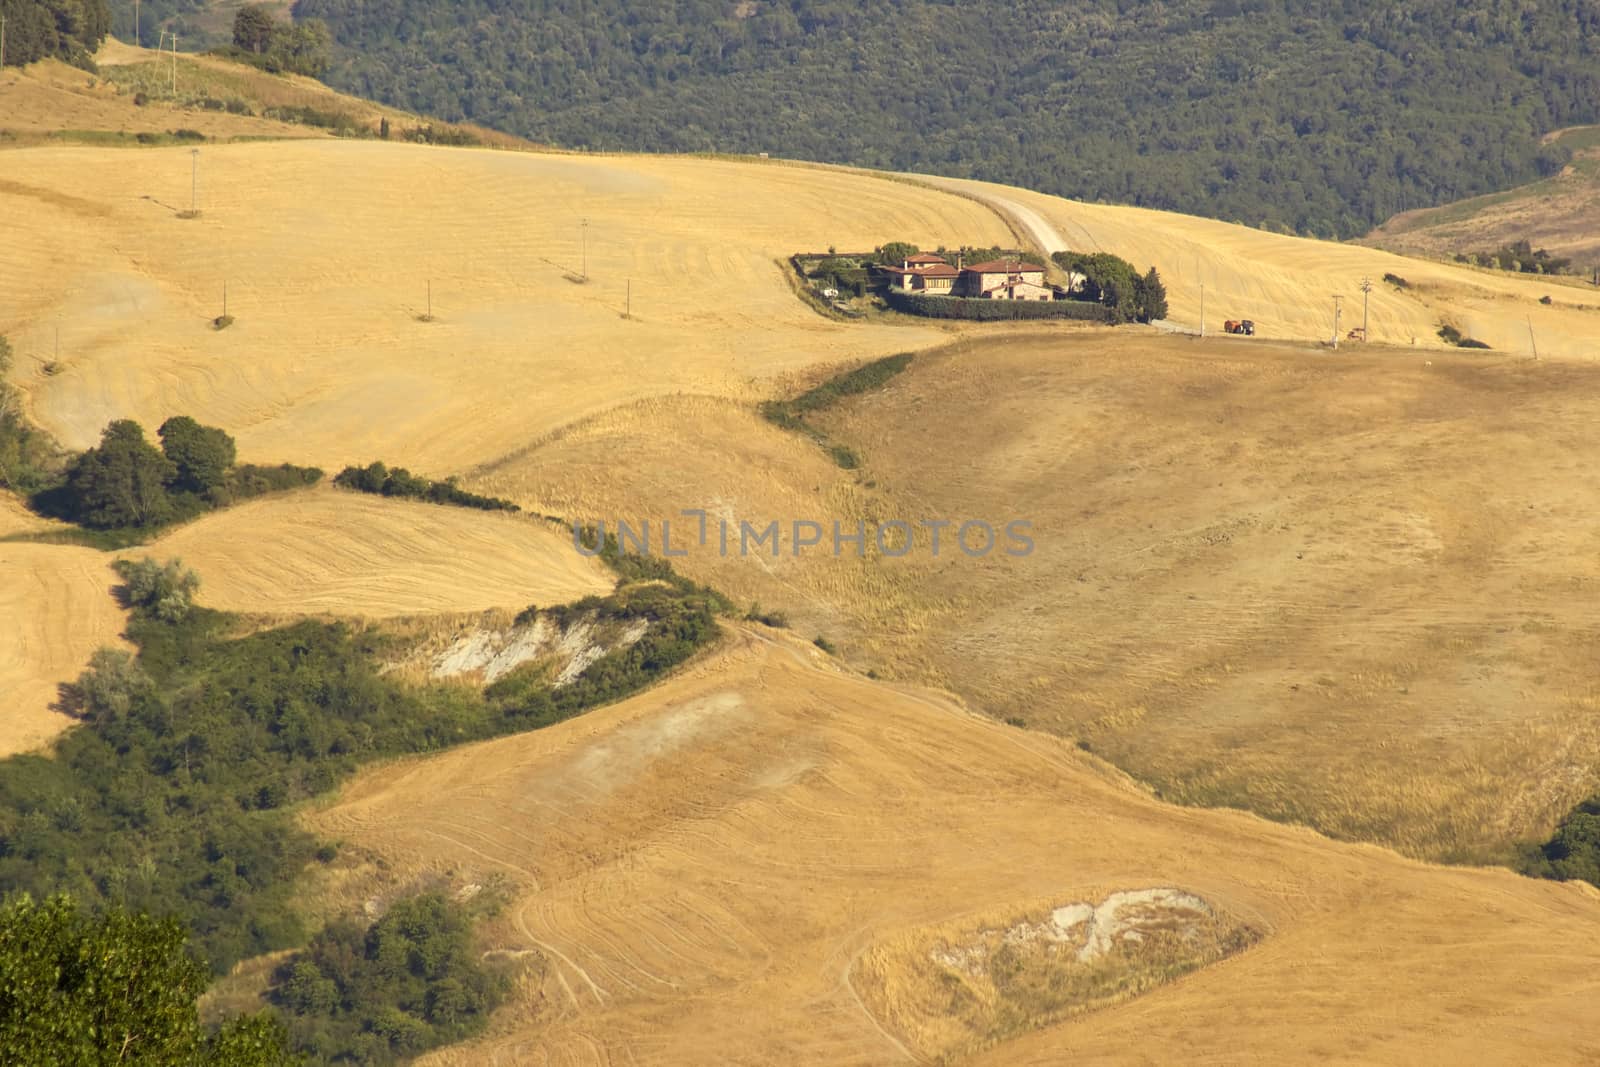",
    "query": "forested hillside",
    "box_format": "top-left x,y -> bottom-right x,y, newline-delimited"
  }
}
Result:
0,0 -> 110,66
292,0 -> 1600,237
